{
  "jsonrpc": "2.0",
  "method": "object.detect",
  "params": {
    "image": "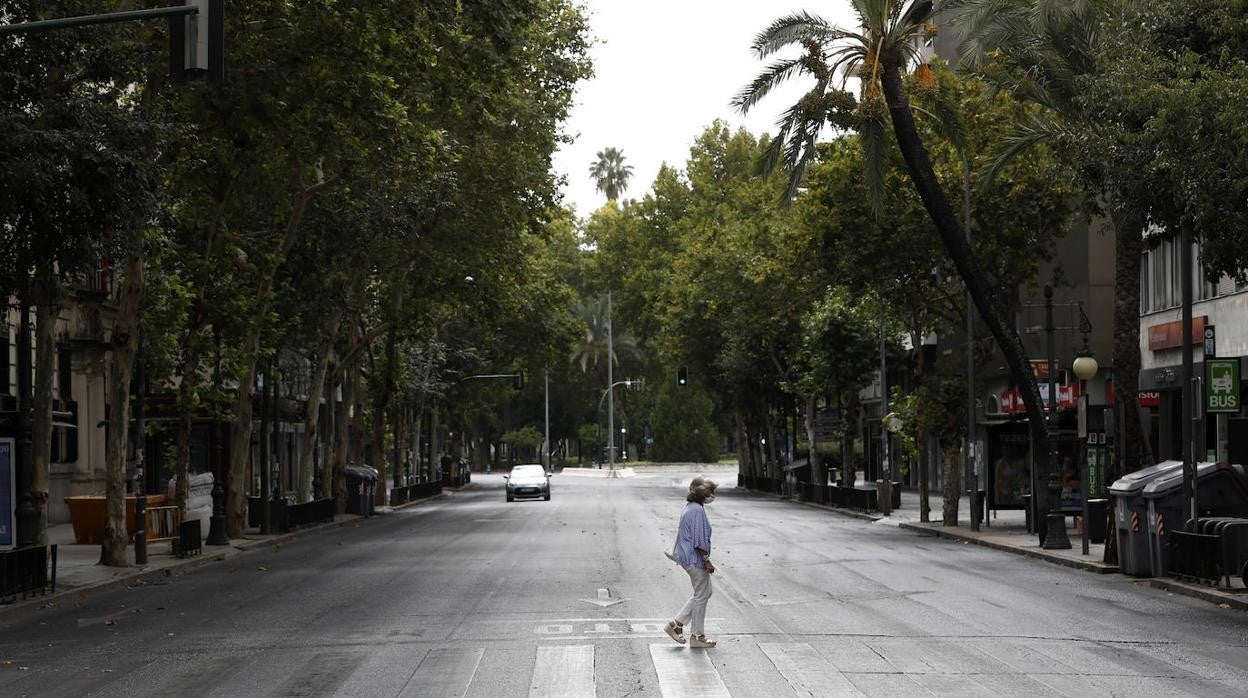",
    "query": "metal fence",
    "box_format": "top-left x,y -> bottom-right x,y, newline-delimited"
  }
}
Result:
0,544 -> 57,603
